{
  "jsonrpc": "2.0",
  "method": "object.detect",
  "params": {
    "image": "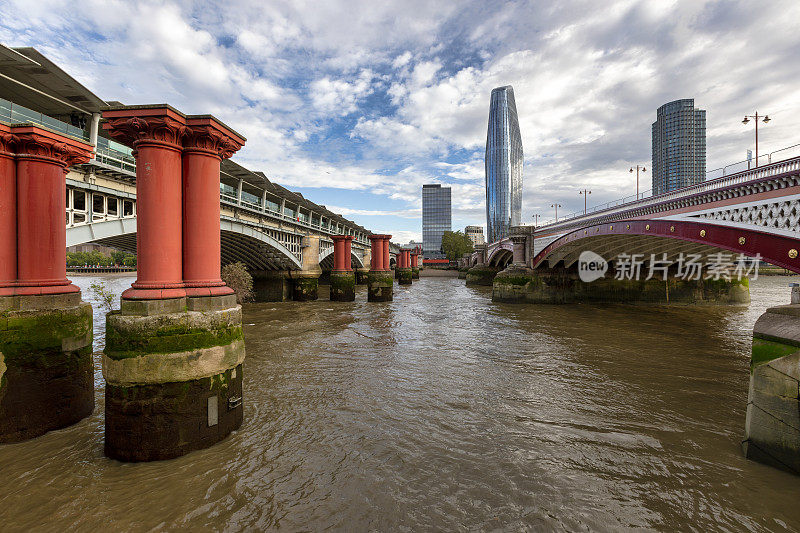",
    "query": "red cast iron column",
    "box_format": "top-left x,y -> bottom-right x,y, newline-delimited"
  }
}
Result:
344,235 -> 353,271
332,235 -> 348,271
382,235 -> 392,271
0,124 -> 16,296
103,106 -> 187,299
410,251 -> 418,268
13,125 -> 93,295
369,235 -> 384,271
182,116 -> 245,297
